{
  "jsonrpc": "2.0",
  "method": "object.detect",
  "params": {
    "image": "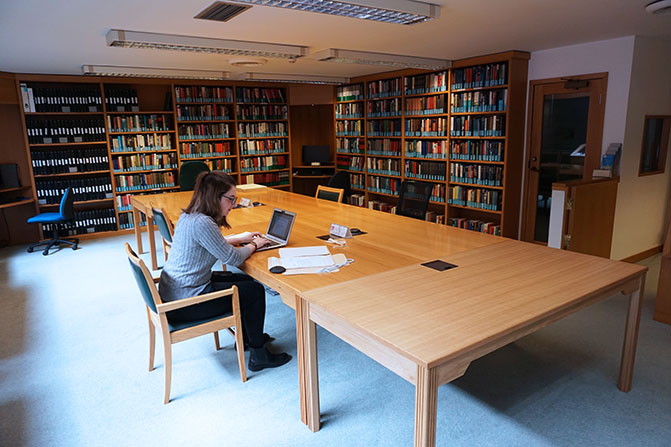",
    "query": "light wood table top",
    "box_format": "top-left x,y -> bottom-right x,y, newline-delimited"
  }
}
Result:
303,239 -> 646,368
139,187 -> 504,306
